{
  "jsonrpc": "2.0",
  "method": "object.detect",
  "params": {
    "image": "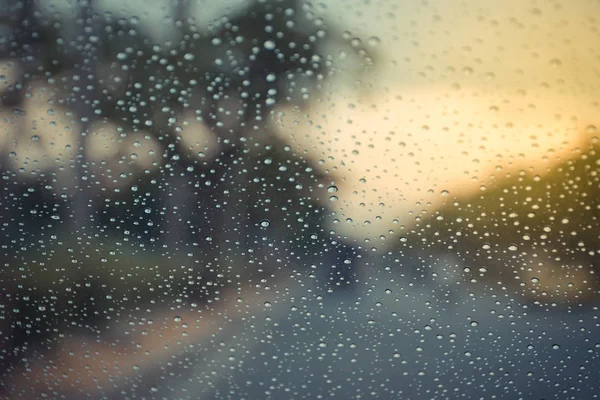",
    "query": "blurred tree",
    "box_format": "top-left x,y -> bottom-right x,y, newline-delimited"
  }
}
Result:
402,138 -> 600,305
0,0 -> 361,377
